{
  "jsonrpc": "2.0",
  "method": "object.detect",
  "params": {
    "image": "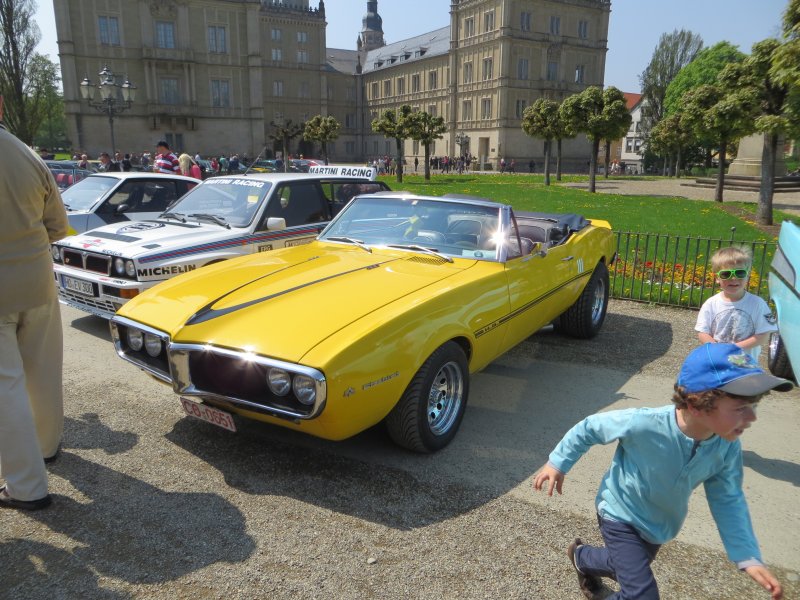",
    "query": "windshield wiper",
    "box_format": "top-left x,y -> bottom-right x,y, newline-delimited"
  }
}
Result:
189,213 -> 230,228
387,244 -> 454,263
327,236 -> 372,253
159,211 -> 187,223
